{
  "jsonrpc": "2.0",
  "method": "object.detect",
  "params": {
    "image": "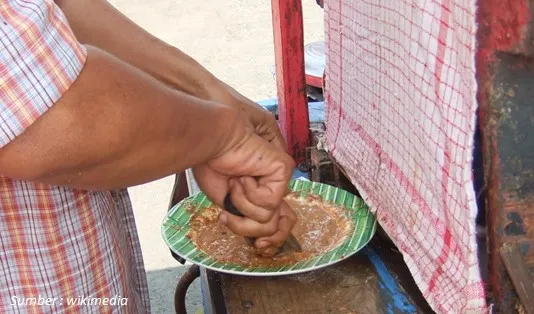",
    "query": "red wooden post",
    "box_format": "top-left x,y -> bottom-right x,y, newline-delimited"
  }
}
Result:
271,0 -> 310,163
